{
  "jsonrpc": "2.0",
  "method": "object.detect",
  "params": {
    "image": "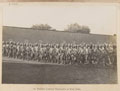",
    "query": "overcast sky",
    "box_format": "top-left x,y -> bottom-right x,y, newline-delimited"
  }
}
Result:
3,3 -> 118,35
